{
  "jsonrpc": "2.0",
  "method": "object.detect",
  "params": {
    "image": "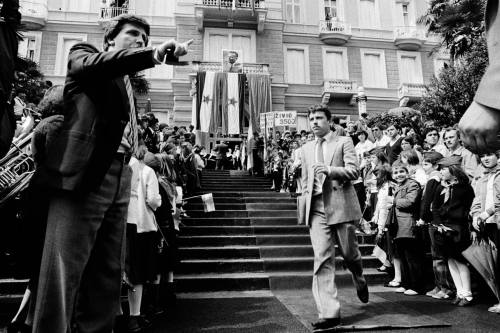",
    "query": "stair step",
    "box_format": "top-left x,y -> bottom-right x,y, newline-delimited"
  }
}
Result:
256,234 -> 312,246
182,225 -> 307,236
258,244 -> 375,257
178,256 -> 381,274
181,217 -> 299,226
207,192 -> 290,197
268,269 -> 388,290
246,203 -> 296,210
185,210 -> 296,218
185,203 -> 247,210
176,272 -> 270,292
174,269 -> 388,292
179,235 -> 258,247
179,246 -> 261,259
178,244 -> 375,260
